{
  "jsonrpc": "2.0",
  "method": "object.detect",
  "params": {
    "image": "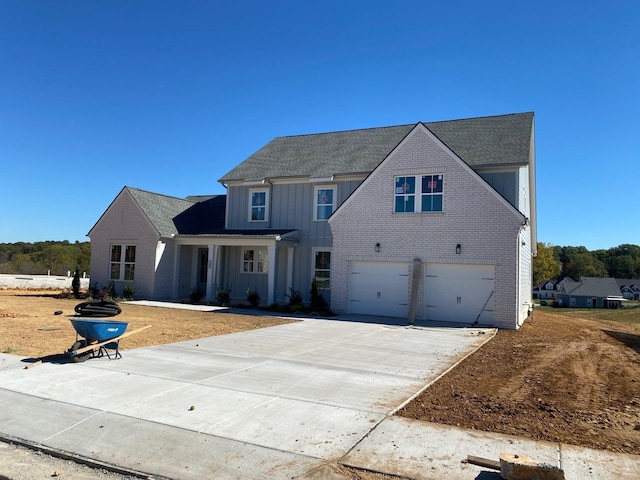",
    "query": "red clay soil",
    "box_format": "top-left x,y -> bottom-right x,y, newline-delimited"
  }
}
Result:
397,309 -> 640,455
